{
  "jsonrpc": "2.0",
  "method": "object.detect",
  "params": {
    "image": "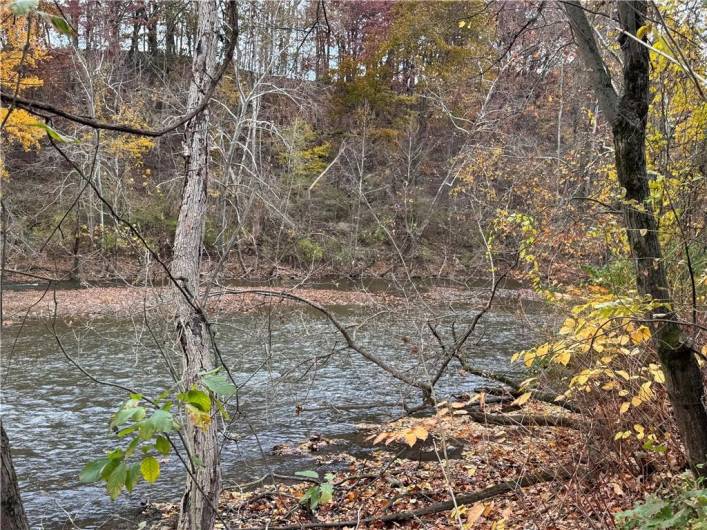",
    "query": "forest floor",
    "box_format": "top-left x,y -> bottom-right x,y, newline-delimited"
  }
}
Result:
144,397 -> 664,530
